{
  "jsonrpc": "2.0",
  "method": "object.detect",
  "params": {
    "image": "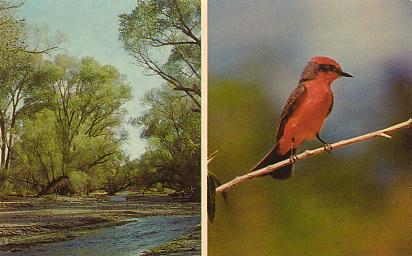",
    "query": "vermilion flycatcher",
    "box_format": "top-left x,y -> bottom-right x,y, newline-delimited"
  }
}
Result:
250,56 -> 353,179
